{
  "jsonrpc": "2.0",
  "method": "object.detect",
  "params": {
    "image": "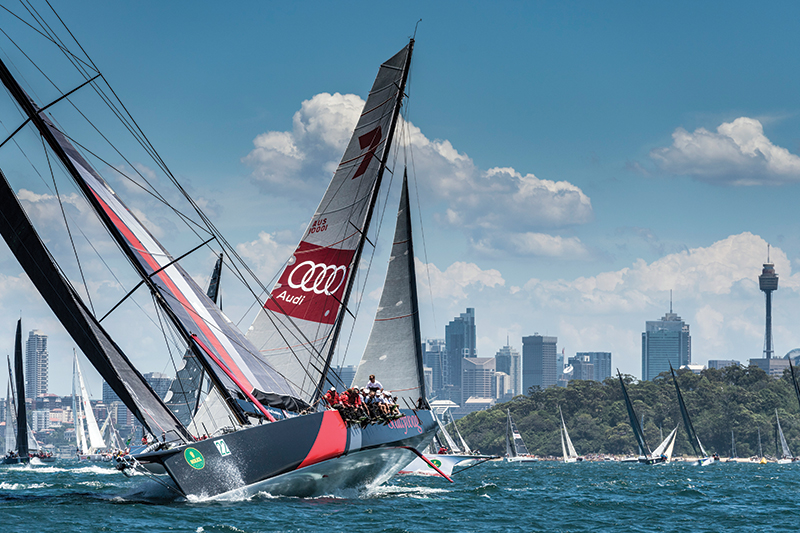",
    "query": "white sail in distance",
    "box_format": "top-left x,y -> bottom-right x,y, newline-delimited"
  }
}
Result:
75,354 -> 105,451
